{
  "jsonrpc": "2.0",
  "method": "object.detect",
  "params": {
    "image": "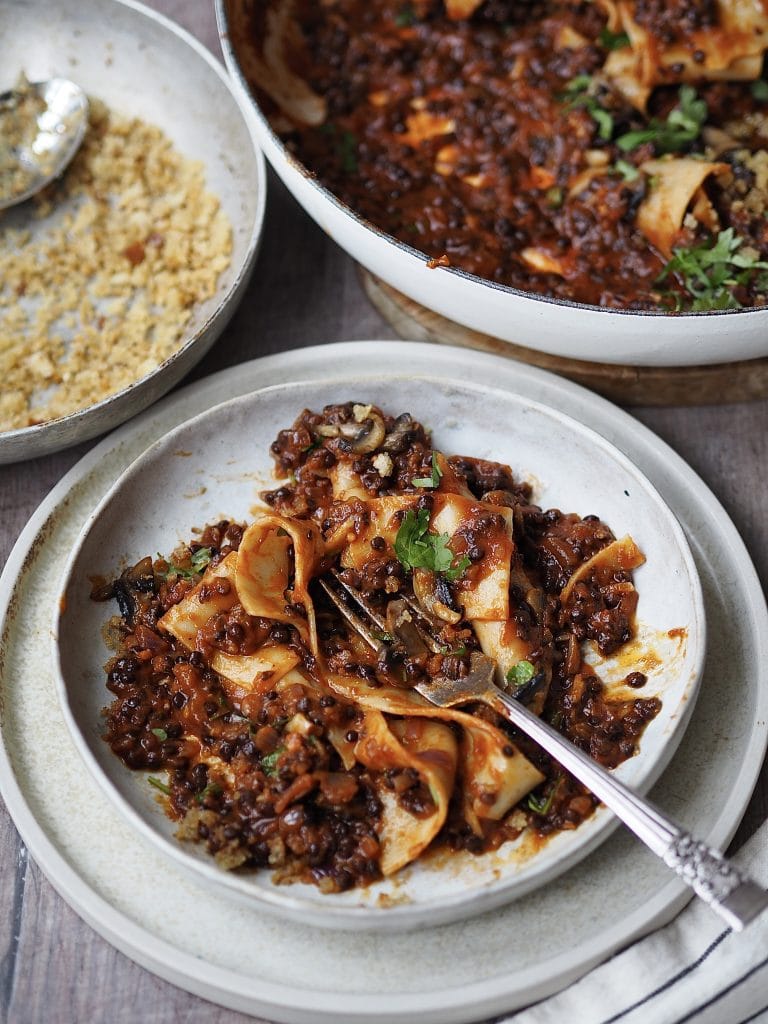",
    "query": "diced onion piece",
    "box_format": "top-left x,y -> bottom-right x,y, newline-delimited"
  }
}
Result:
520,247 -> 567,276
444,0 -> 484,18
402,111 -> 456,148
